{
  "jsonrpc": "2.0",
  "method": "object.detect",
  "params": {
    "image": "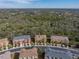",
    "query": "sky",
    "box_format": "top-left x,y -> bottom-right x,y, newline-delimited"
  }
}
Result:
0,0 -> 79,8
